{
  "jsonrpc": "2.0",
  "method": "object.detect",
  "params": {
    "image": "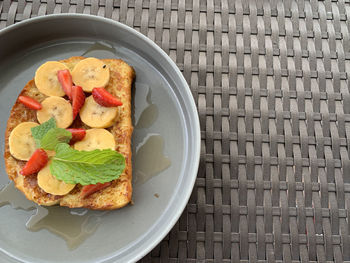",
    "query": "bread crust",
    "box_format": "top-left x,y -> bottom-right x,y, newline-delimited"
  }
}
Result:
4,56 -> 135,210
